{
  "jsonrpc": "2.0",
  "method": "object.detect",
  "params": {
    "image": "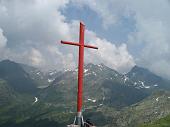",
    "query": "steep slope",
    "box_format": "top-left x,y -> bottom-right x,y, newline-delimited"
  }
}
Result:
126,65 -> 170,89
0,60 -> 170,127
21,63 -> 49,88
0,79 -> 18,106
40,63 -> 149,109
111,90 -> 170,127
139,114 -> 170,127
21,63 -> 62,88
0,60 -> 37,93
